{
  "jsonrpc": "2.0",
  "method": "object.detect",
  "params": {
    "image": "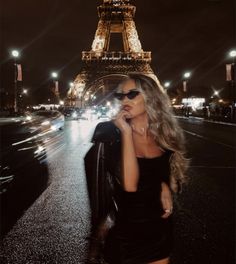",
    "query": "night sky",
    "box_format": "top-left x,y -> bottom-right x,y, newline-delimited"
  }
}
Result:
0,0 -> 235,104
